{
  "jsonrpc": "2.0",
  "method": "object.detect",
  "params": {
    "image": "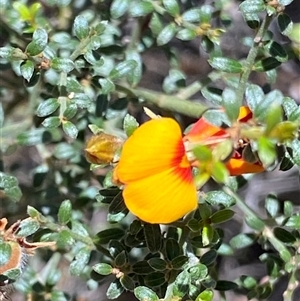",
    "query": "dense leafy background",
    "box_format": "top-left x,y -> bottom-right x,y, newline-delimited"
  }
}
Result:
0,0 -> 300,301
